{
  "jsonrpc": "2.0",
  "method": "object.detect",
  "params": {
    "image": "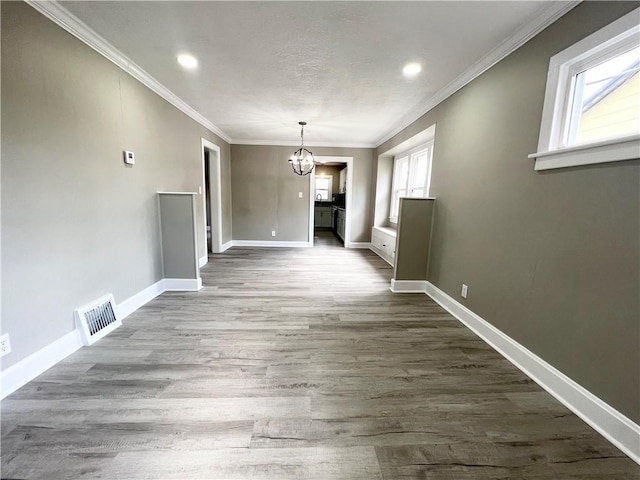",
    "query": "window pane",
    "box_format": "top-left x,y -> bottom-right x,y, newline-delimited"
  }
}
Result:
410,150 -> 430,195
315,177 -> 331,200
316,178 -> 330,190
316,190 -> 329,200
394,157 -> 409,191
569,46 -> 640,145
